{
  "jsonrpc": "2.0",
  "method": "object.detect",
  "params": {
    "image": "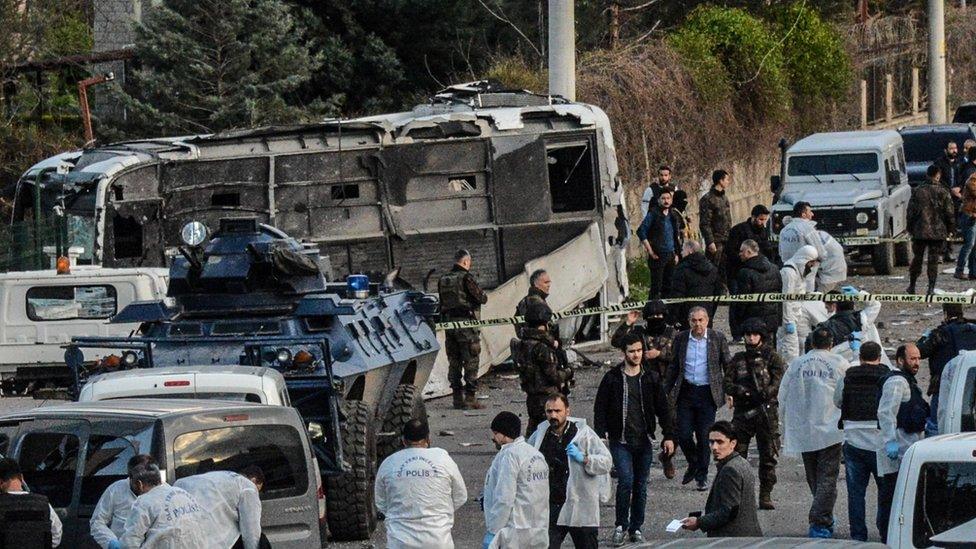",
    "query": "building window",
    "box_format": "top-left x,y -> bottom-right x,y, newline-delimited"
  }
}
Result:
27,285 -> 118,321
546,143 -> 596,213
331,184 -> 360,200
